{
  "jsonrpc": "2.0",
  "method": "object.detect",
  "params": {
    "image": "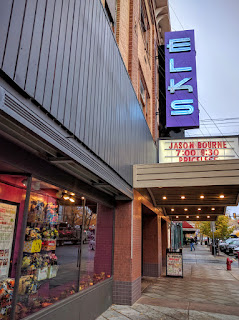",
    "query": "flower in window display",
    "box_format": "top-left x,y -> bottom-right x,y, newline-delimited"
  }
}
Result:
42,229 -> 51,239
22,256 -> 31,269
49,253 -> 57,265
